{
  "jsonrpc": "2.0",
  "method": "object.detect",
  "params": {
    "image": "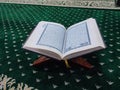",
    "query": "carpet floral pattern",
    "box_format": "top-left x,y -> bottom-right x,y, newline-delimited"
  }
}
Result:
0,0 -> 119,9
0,74 -> 36,90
